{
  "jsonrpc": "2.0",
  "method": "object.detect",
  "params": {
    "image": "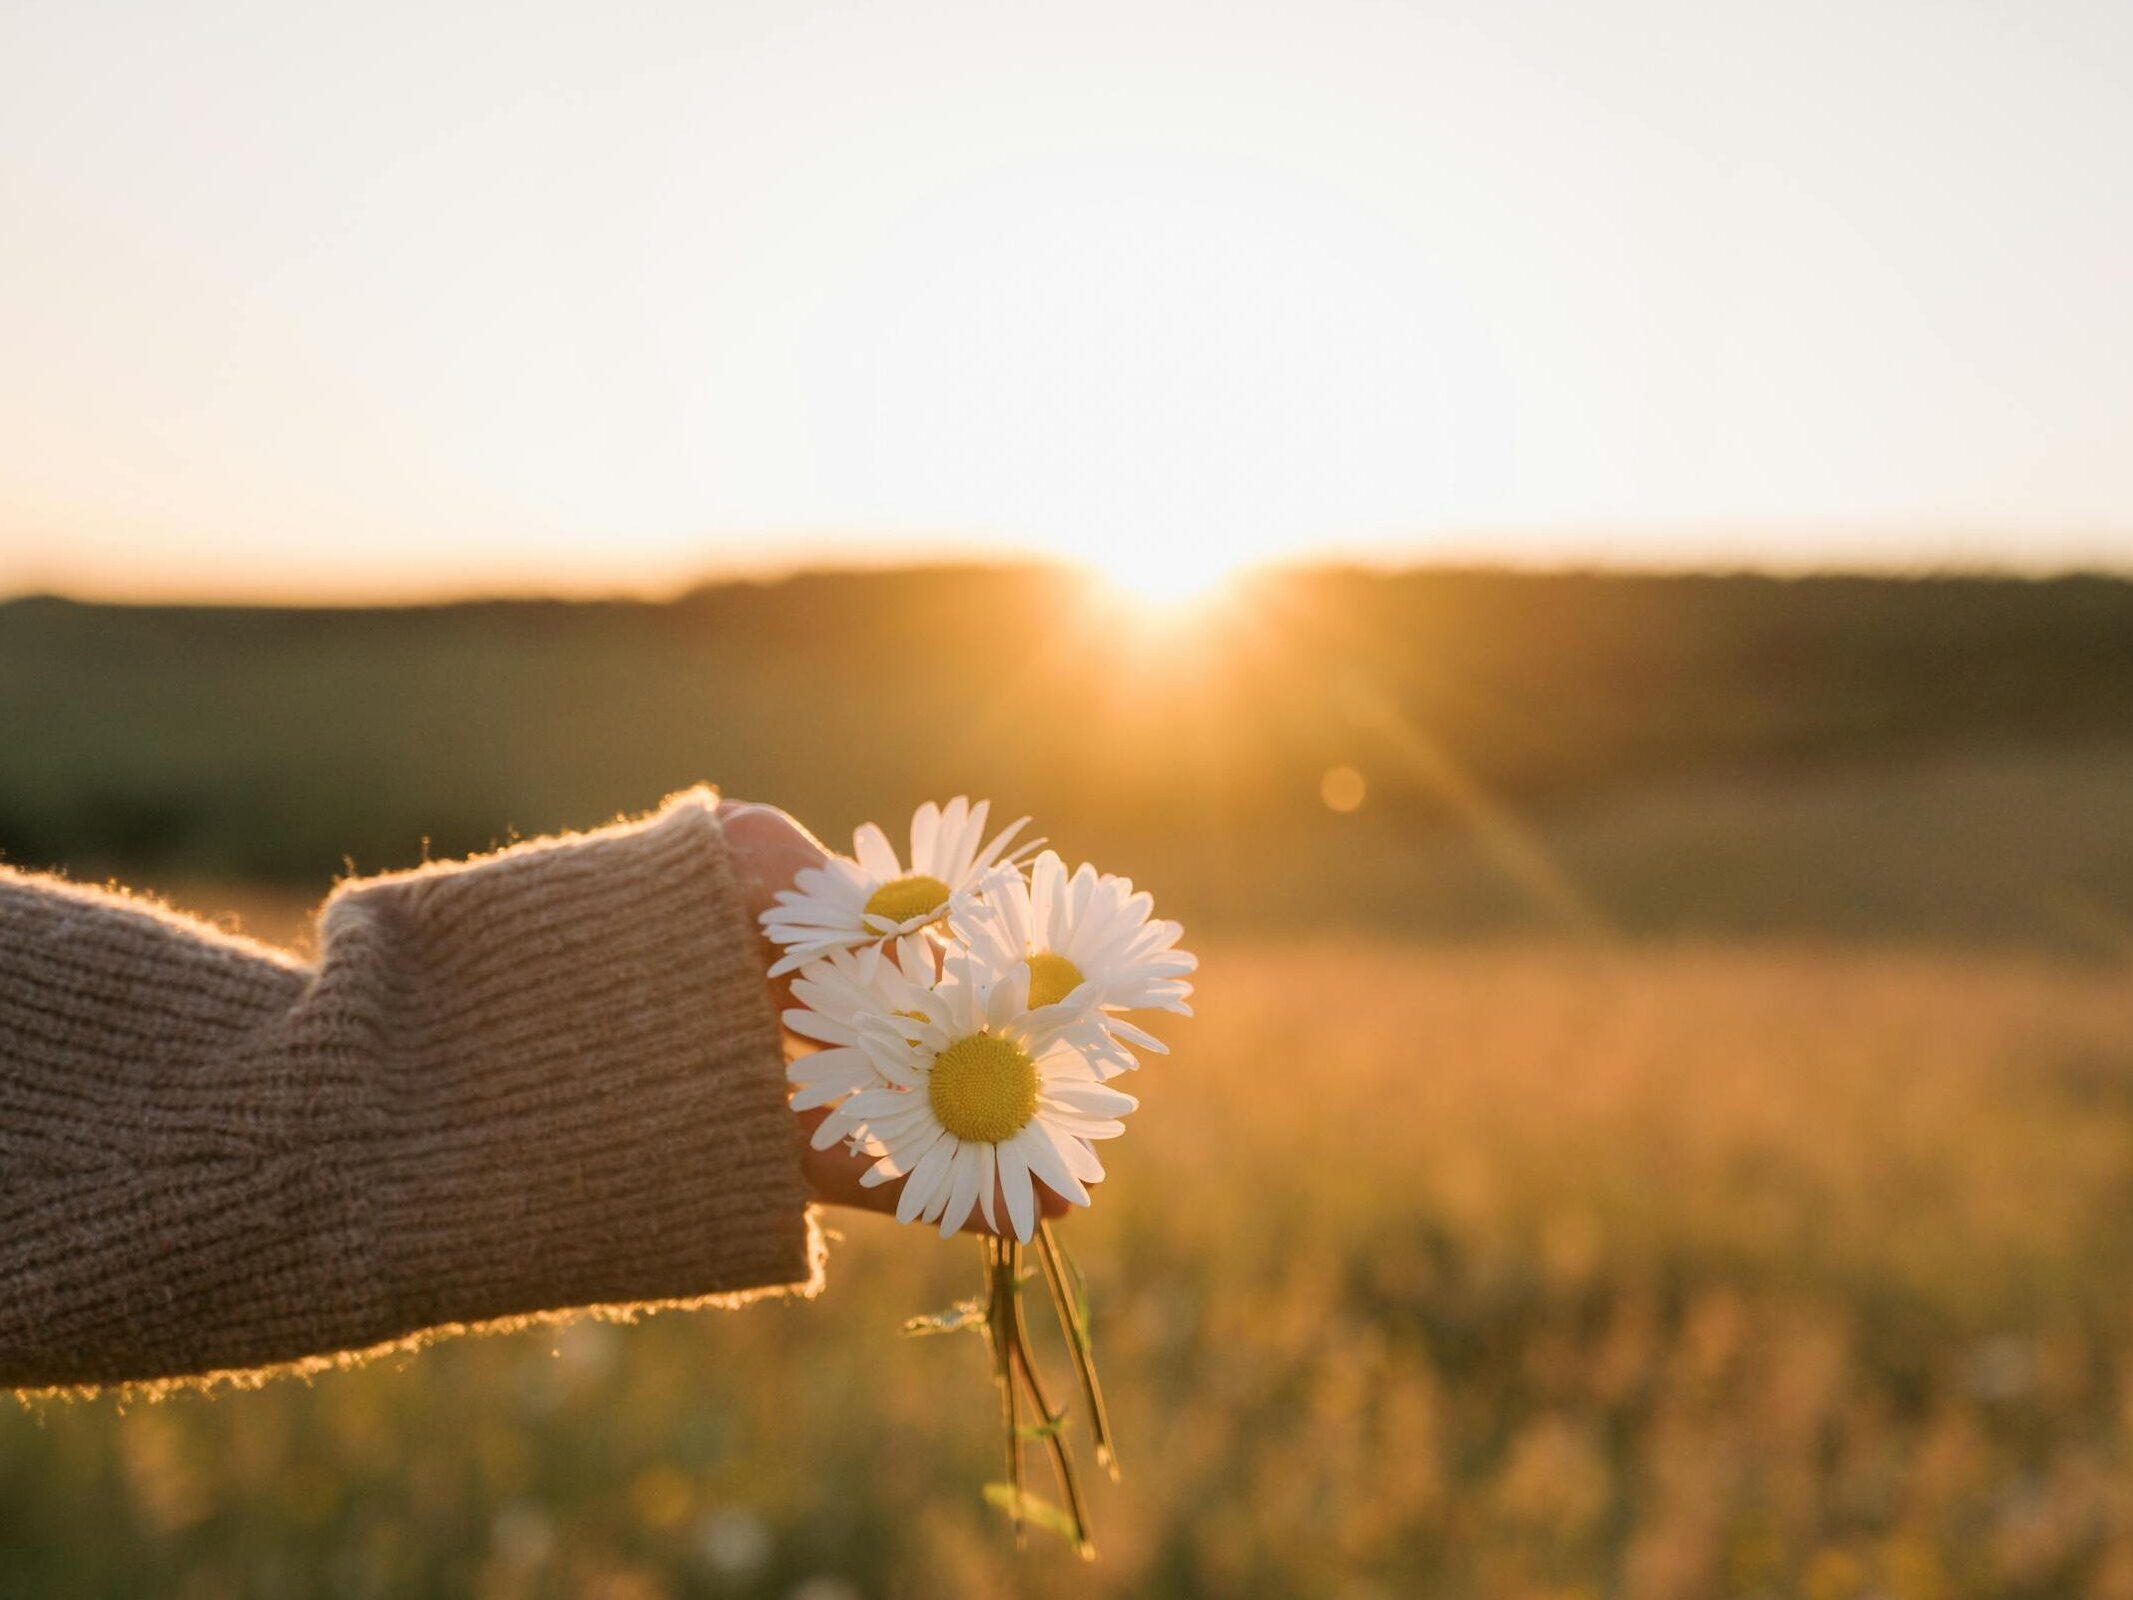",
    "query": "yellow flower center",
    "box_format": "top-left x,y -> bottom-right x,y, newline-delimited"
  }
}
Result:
1025,951 -> 1085,1009
863,873 -> 950,926
928,1032 -> 1039,1144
